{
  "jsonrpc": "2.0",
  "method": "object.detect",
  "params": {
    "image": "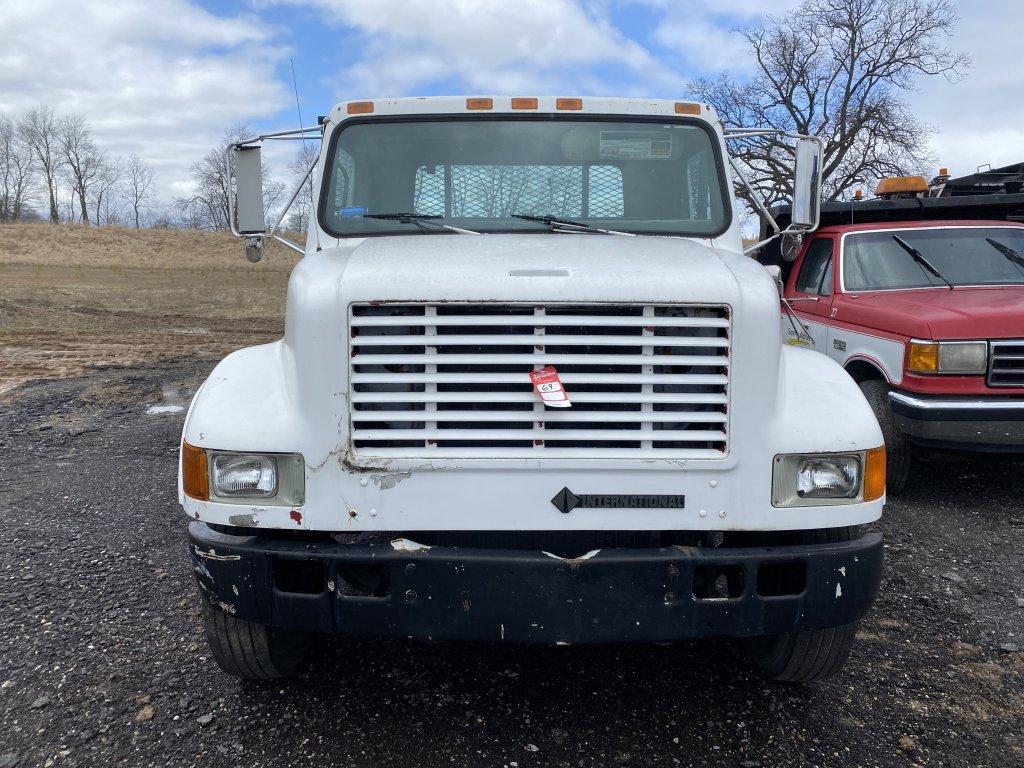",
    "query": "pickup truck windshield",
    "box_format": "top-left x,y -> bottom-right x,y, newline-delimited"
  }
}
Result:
319,117 -> 729,237
844,227 -> 1024,290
